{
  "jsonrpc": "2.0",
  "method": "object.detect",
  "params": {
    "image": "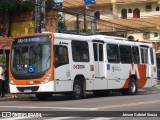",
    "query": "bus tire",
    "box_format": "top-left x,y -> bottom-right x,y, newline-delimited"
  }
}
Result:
128,78 -> 138,95
71,80 -> 82,99
121,78 -> 138,95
